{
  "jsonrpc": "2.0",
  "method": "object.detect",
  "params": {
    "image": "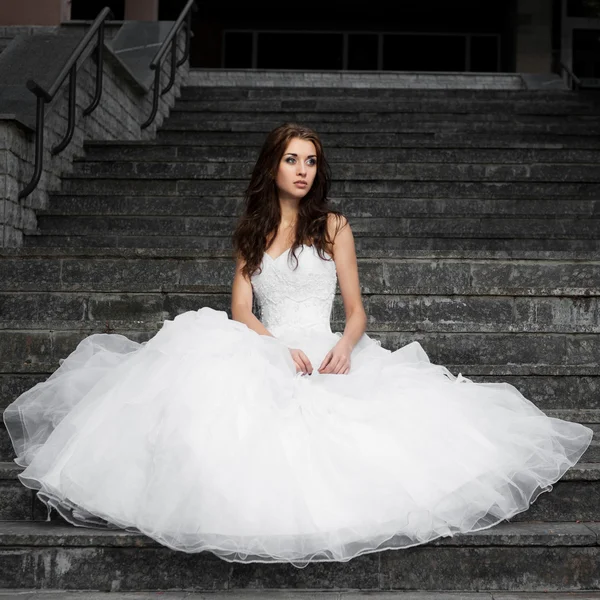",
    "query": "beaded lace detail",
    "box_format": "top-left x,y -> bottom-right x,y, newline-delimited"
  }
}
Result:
251,245 -> 337,335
